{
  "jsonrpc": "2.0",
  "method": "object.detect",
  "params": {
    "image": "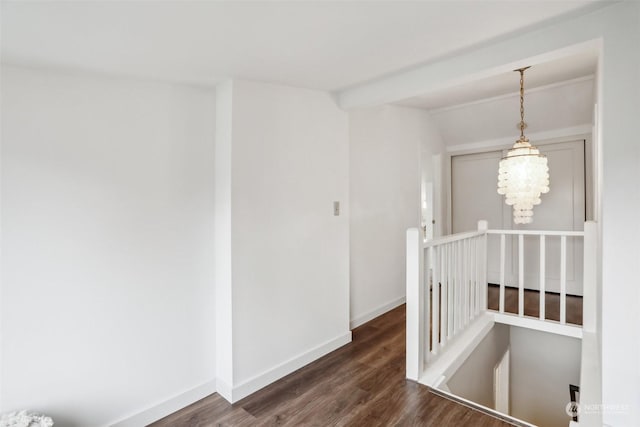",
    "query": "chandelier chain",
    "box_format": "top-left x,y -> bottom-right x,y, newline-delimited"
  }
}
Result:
519,68 -> 526,139
499,65 -> 549,225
